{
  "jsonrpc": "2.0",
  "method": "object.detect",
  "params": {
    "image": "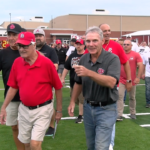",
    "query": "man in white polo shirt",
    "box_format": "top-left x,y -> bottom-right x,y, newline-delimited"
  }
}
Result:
142,52 -> 150,108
